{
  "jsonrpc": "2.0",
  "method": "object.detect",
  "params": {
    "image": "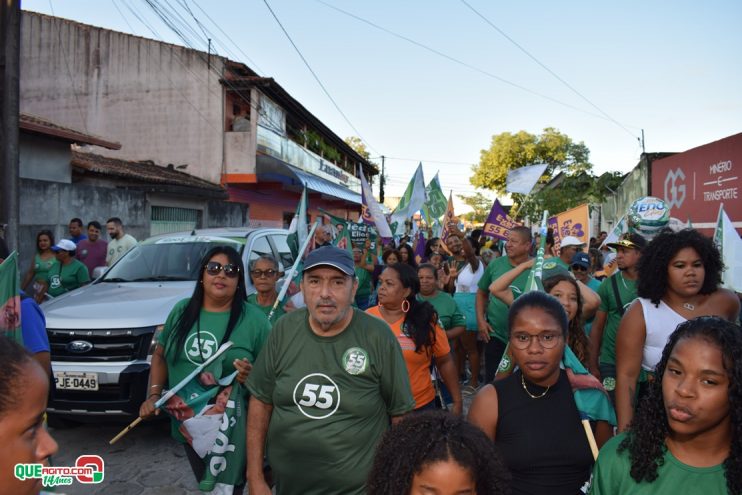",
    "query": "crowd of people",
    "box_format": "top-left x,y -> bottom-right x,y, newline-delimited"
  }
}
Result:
20,216 -> 138,303
3,217 -> 741,495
